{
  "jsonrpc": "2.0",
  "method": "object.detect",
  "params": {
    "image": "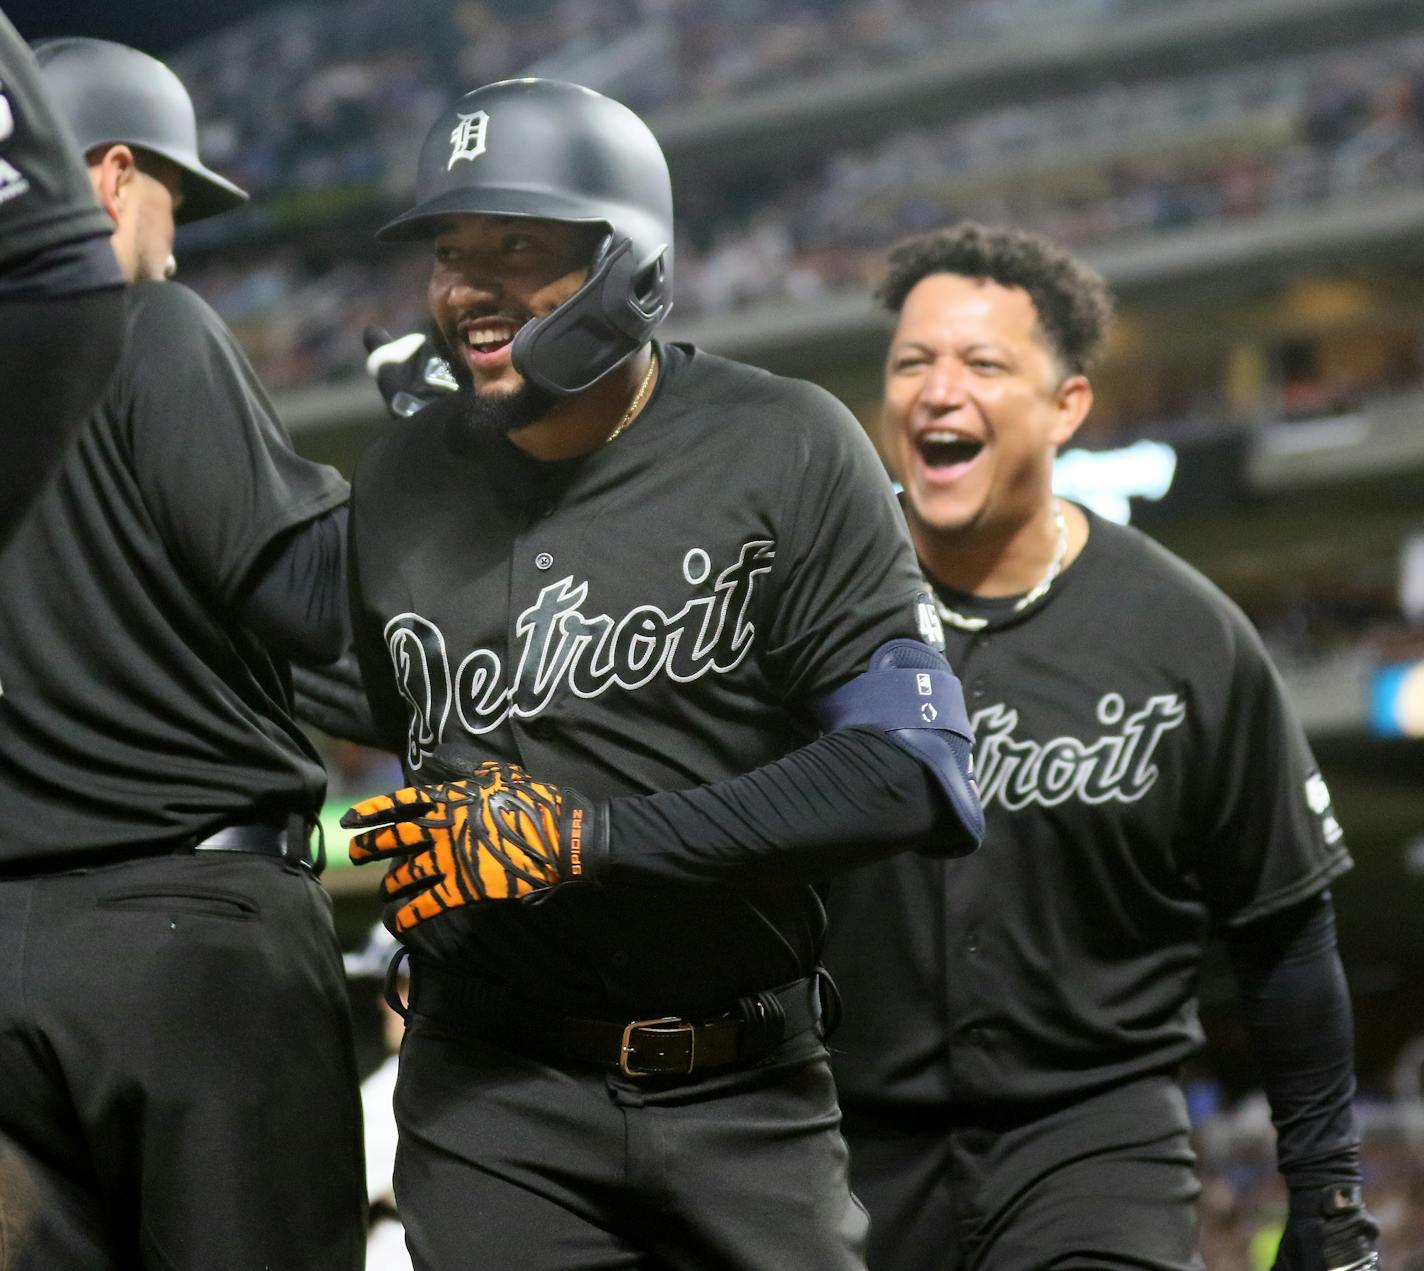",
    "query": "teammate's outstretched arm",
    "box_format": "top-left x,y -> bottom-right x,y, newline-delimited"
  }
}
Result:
0,10 -> 125,549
